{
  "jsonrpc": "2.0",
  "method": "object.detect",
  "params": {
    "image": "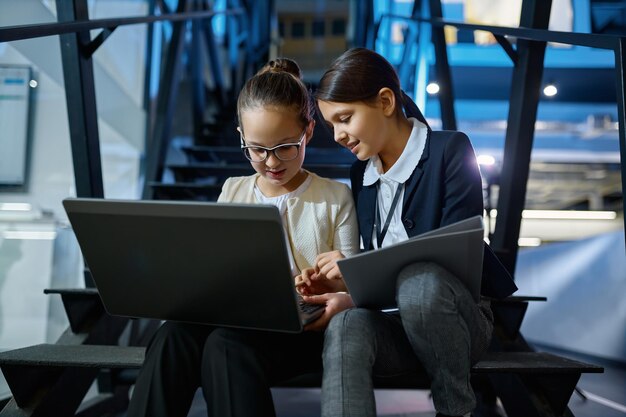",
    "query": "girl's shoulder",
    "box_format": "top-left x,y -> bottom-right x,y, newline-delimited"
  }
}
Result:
305,171 -> 352,200
429,130 -> 471,152
218,174 -> 258,202
223,174 -> 257,186
221,174 -> 257,191
422,130 -> 474,167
